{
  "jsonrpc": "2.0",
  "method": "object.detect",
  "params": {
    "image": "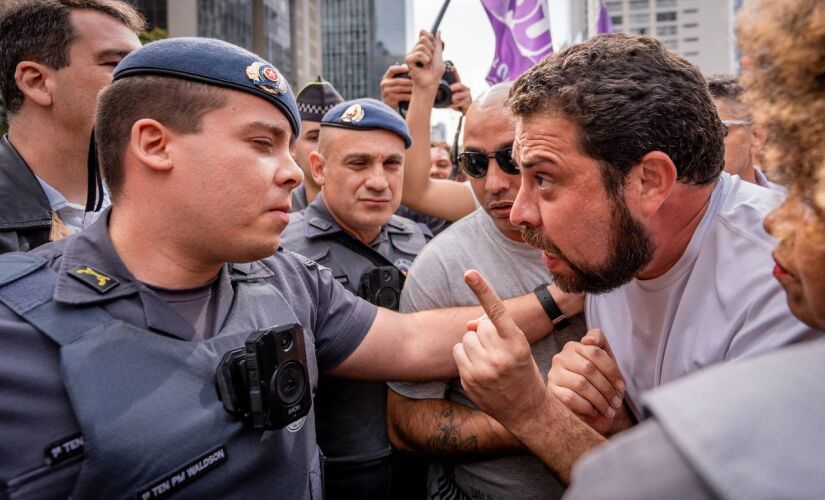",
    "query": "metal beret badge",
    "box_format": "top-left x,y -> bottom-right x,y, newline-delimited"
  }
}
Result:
245,62 -> 288,95
341,103 -> 365,123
